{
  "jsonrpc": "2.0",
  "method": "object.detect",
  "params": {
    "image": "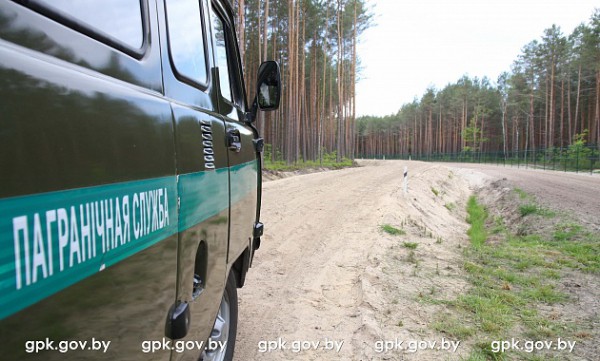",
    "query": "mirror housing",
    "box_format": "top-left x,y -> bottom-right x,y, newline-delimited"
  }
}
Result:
246,61 -> 281,123
256,61 -> 281,110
